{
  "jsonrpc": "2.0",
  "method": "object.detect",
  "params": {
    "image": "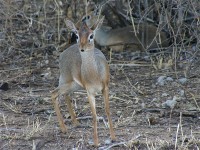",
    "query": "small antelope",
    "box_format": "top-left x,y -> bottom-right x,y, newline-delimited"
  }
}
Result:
51,17 -> 116,146
82,14 -> 169,51
94,25 -> 169,51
